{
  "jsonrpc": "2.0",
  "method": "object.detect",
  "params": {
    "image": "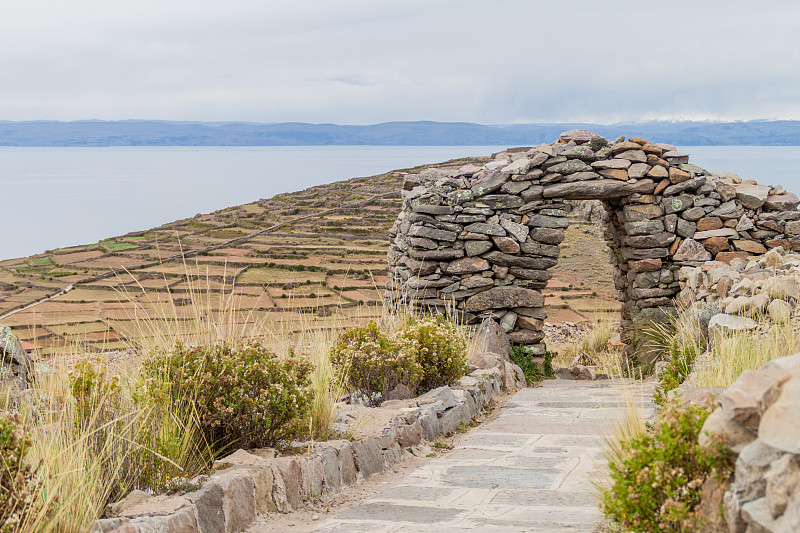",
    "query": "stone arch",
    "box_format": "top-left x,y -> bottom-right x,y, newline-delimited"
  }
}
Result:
387,130 -> 800,356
